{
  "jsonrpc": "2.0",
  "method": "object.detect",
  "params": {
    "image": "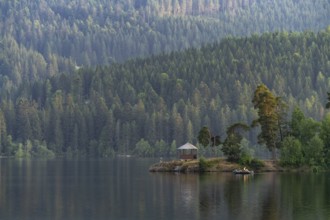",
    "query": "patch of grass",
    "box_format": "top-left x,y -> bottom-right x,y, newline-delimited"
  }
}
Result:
207,158 -> 223,164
